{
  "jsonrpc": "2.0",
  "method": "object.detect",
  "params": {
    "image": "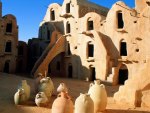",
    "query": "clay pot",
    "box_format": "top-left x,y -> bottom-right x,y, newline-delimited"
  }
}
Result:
34,73 -> 45,93
52,92 -> 74,113
38,77 -> 54,99
14,88 -> 26,105
18,80 -> 30,100
88,80 -> 107,112
35,92 -> 49,107
75,93 -> 94,113
57,83 -> 68,93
